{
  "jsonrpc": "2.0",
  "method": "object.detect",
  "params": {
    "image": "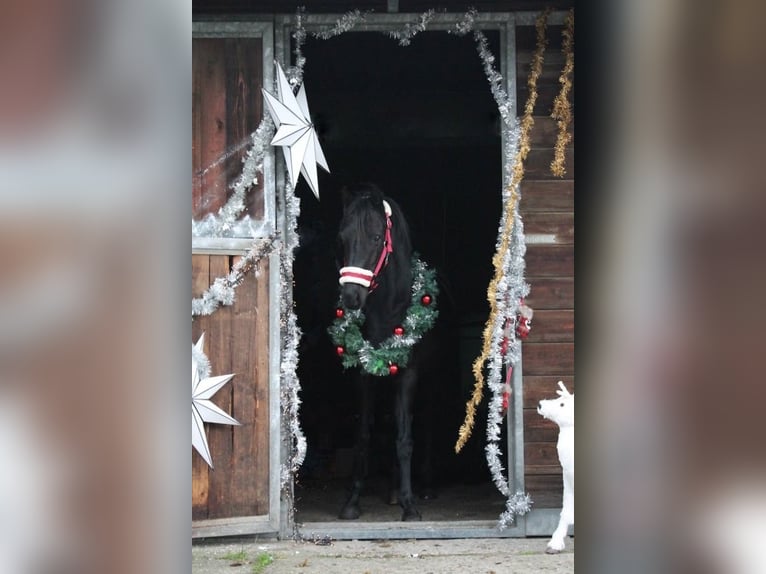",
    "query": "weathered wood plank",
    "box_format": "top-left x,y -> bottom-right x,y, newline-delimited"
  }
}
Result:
525,441 -> 562,474
523,147 -> 574,180
227,255 -> 258,516
525,277 -> 574,310
525,474 -> 564,509
516,24 -> 568,52
193,39 -> 228,219
518,84 -> 574,117
520,180 -> 573,212
224,38 -> 265,219
525,245 -> 574,277
517,63 -> 574,93
523,212 -> 573,244
206,256 -> 236,518
528,116 -> 574,147
192,255 -> 211,520
524,309 -> 573,343
523,375 -> 575,408
192,255 -> 210,298
522,342 -> 575,375
523,408 -> 560,442
192,44 -> 204,217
